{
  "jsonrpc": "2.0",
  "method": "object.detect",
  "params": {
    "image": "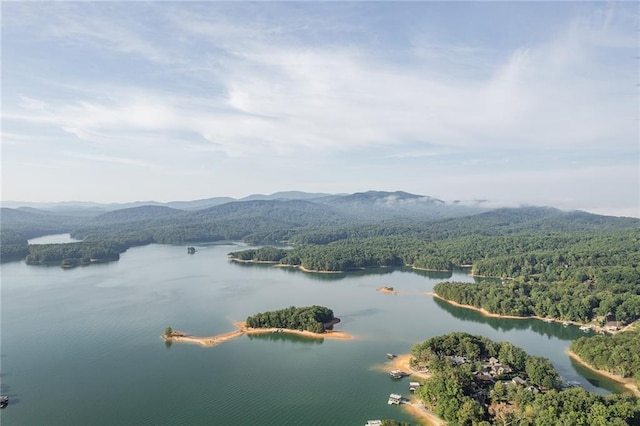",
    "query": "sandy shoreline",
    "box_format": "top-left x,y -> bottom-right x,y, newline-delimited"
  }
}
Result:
431,293 -> 640,397
428,292 -> 627,334
163,321 -> 353,347
380,354 -> 442,425
566,349 -> 640,397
